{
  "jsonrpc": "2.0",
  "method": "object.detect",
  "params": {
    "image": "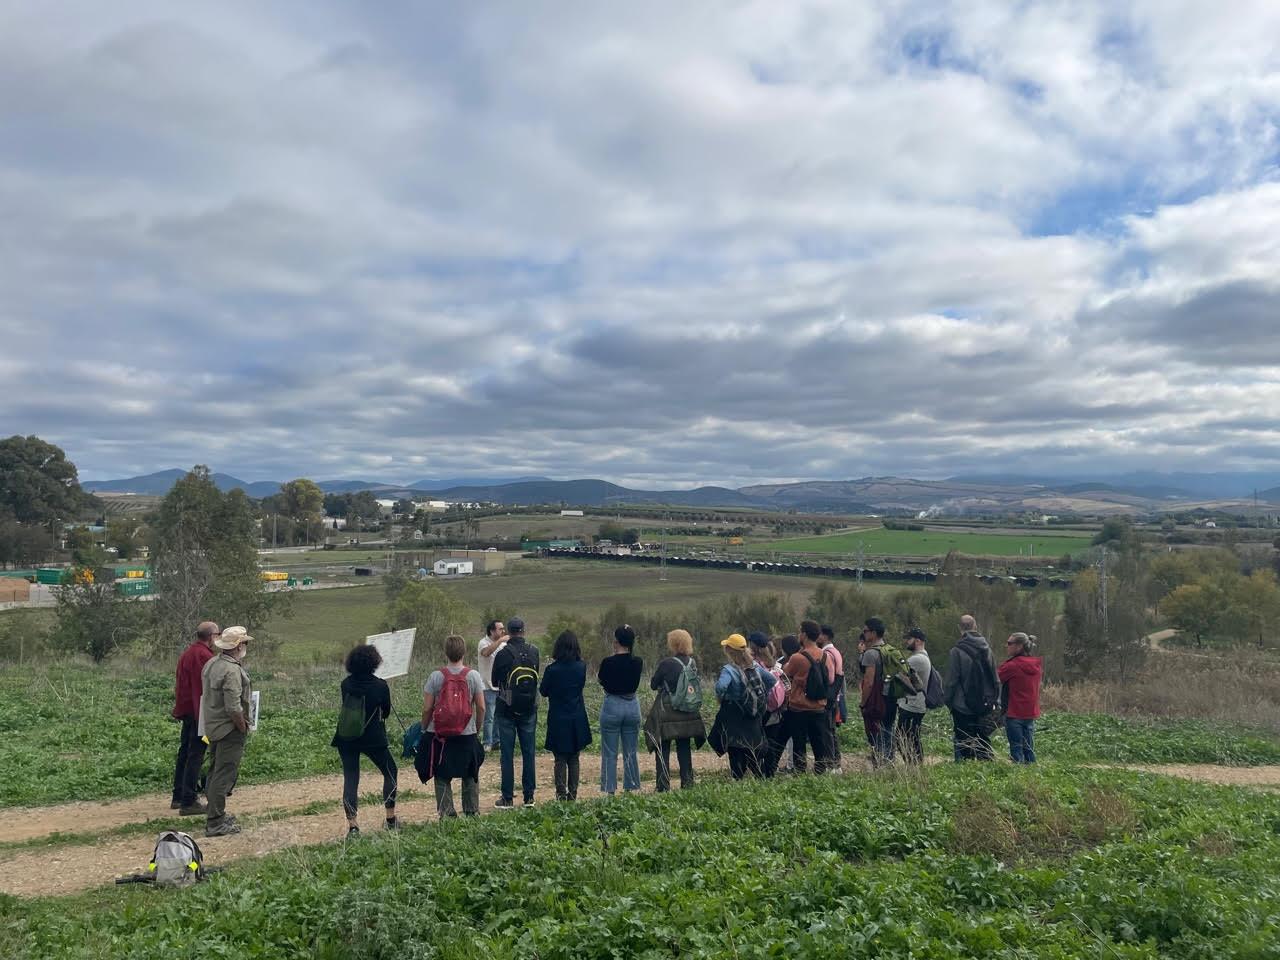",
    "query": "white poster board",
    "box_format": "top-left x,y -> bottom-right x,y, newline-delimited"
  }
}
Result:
366,628 -> 416,679
248,690 -> 260,732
